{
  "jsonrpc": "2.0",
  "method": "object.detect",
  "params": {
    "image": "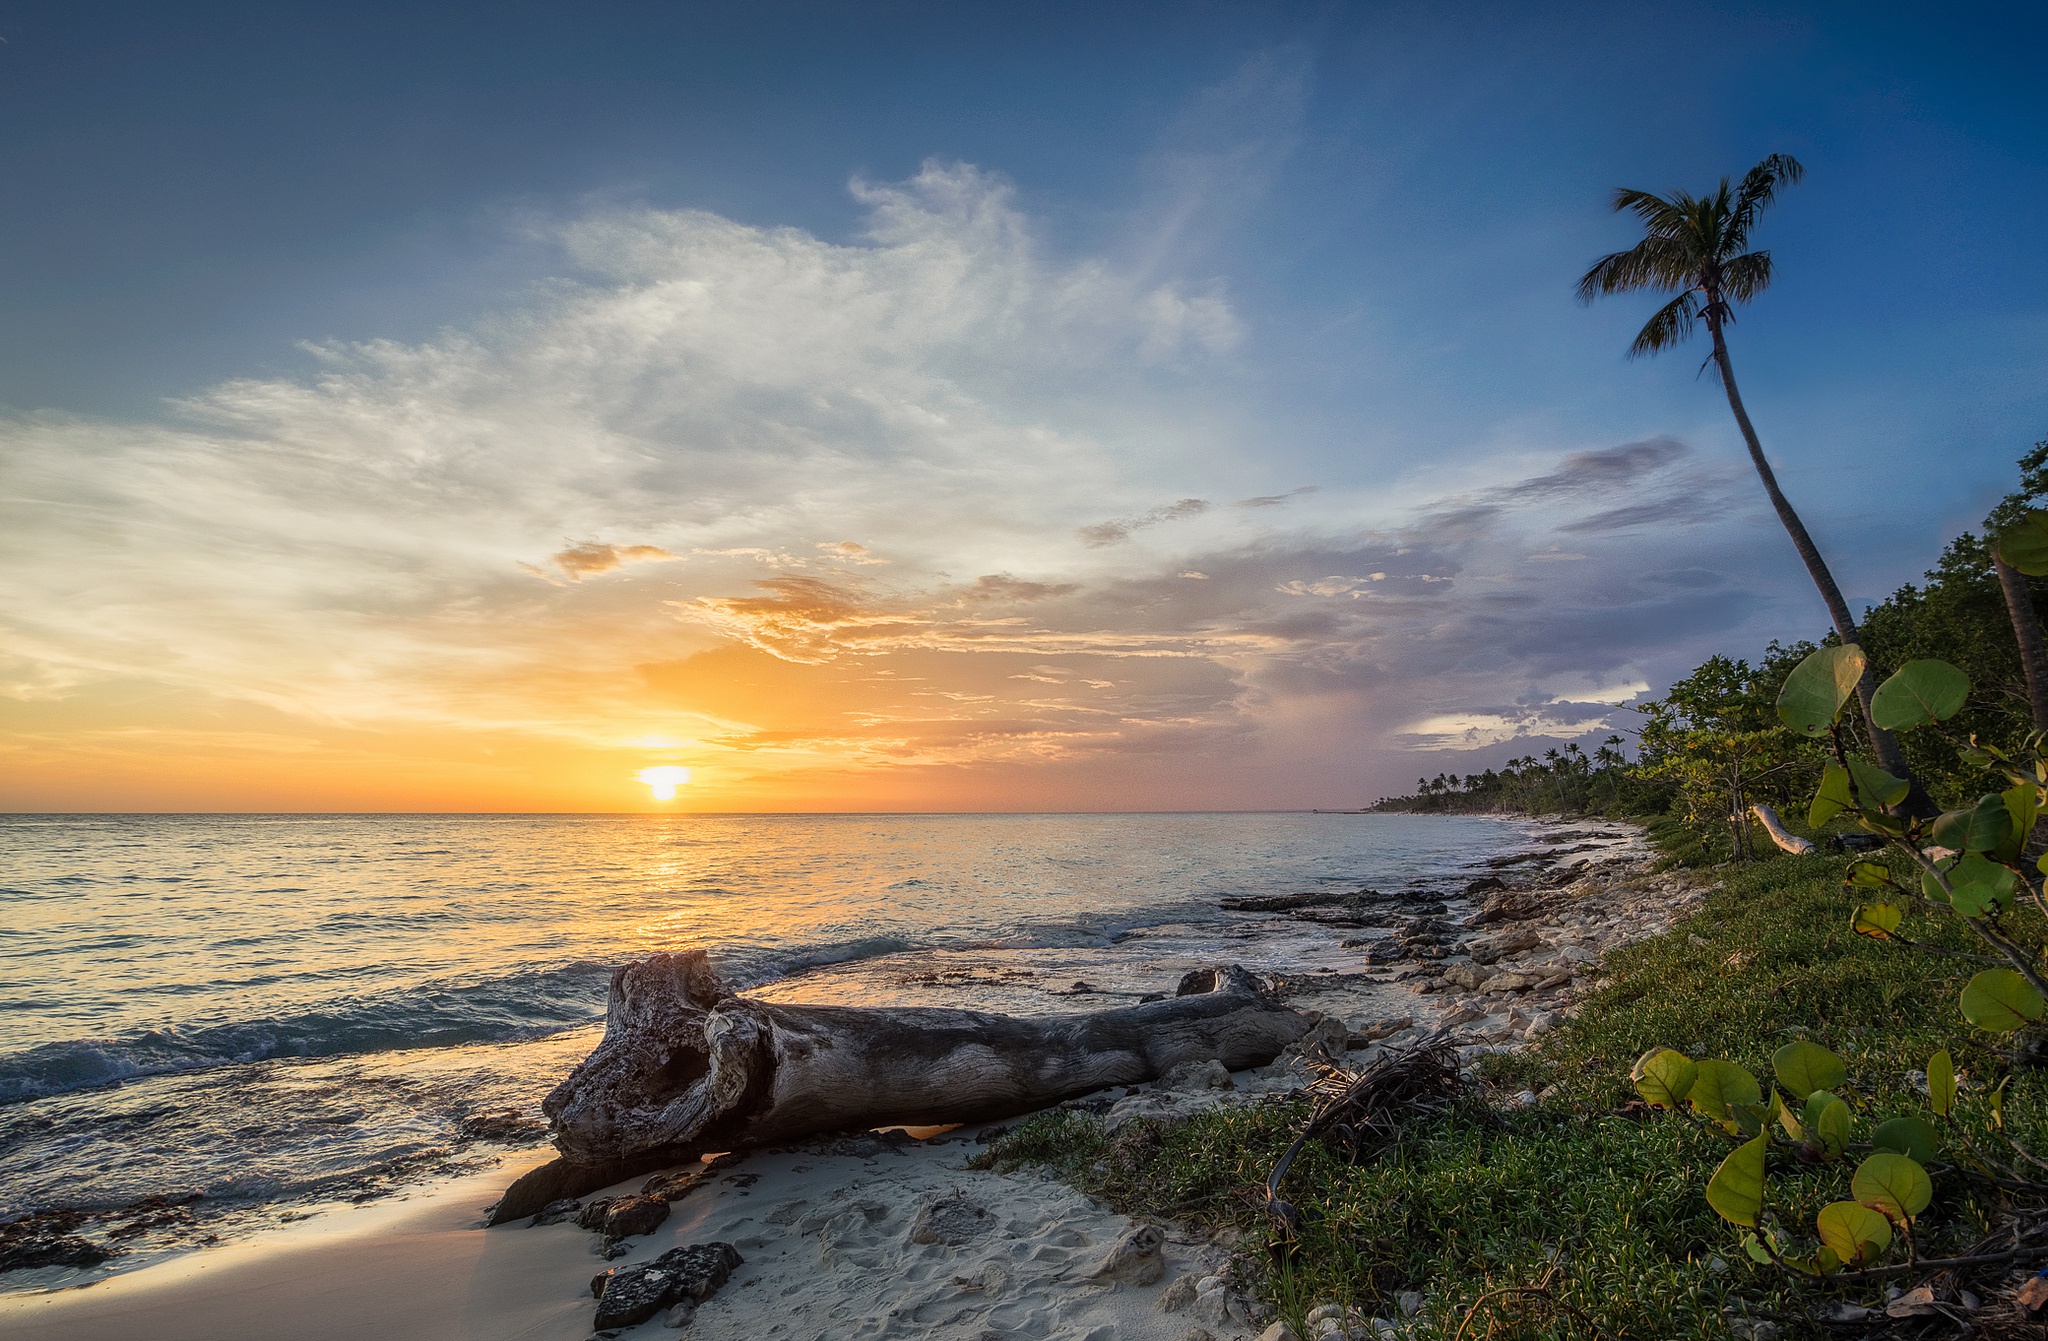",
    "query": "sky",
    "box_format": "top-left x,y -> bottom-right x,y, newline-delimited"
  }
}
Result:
1,0 -> 2043,813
